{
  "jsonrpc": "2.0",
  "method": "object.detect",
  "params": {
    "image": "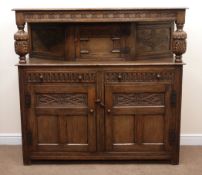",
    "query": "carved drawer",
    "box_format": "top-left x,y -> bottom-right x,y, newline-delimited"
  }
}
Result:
25,71 -> 96,83
105,69 -> 175,83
